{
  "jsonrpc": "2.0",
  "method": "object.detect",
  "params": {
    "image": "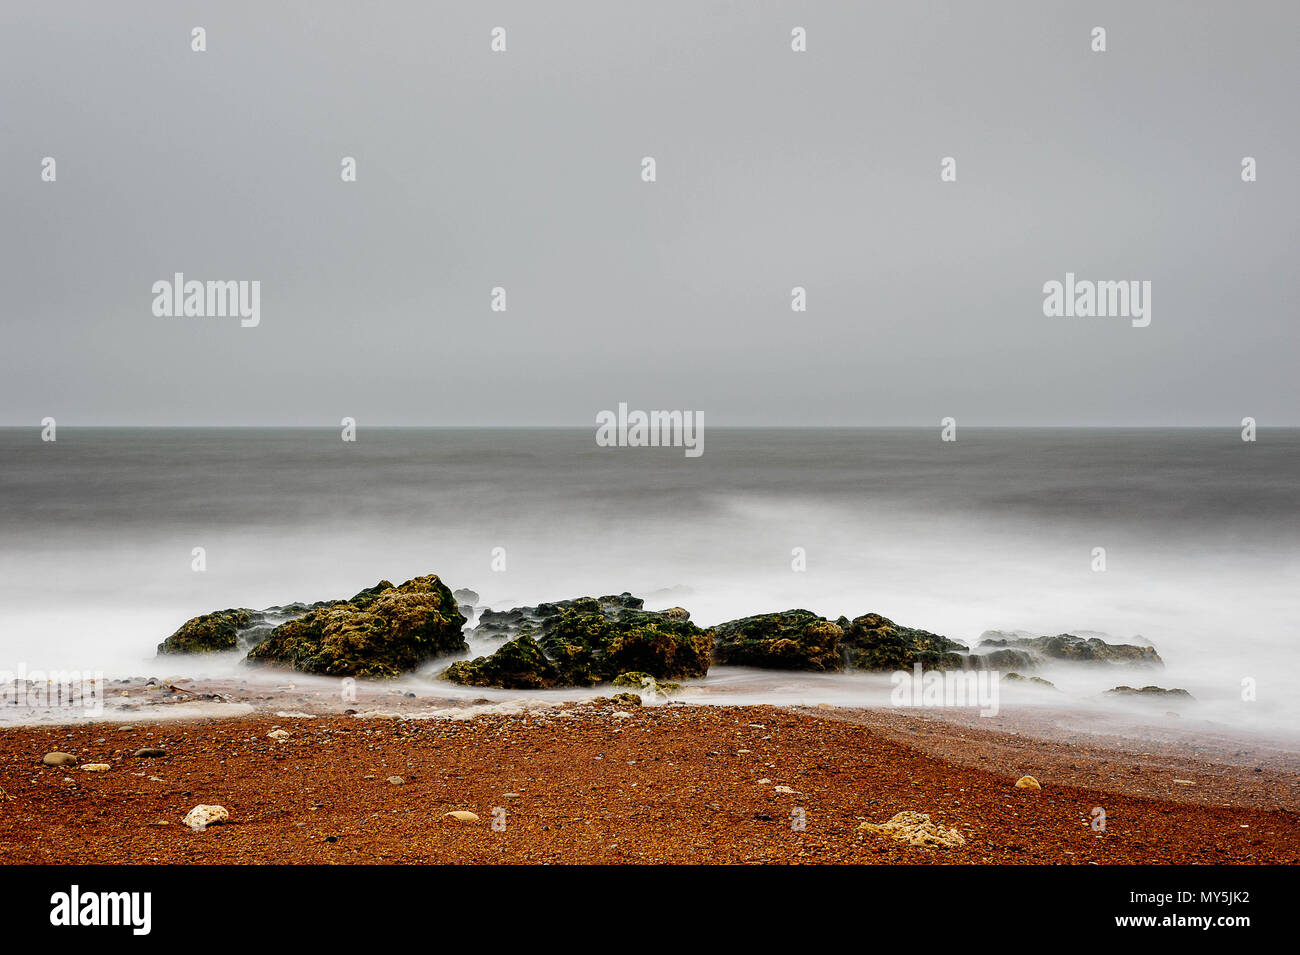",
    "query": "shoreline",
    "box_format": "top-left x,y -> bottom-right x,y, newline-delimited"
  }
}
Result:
2,698 -> 1296,865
